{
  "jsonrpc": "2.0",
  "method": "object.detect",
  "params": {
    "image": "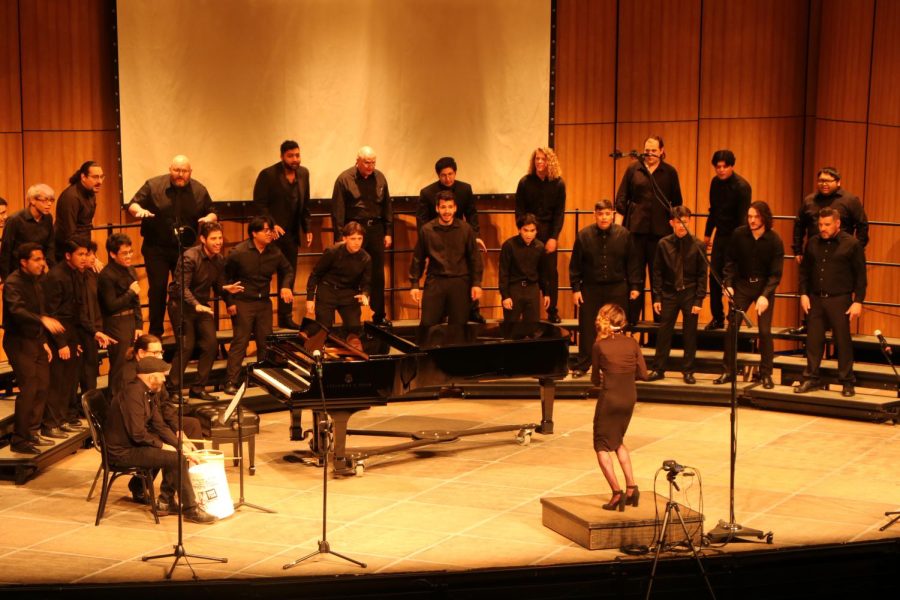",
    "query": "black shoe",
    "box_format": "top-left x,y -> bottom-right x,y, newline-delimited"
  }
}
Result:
372,317 -> 392,328
11,443 -> 41,455
155,498 -> 172,516
787,325 -> 807,335
547,310 -> 562,324
704,320 -> 724,331
278,318 -> 301,330
184,507 -> 217,524
469,312 -> 486,324
189,389 -> 218,401
59,422 -> 84,433
761,375 -> 774,389
40,427 -> 69,439
28,435 -> 56,447
794,380 -> 820,394
713,373 -> 734,385
841,384 -> 855,397
683,373 -> 696,385
223,382 -> 239,395
647,370 -> 665,381
570,369 -> 587,379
